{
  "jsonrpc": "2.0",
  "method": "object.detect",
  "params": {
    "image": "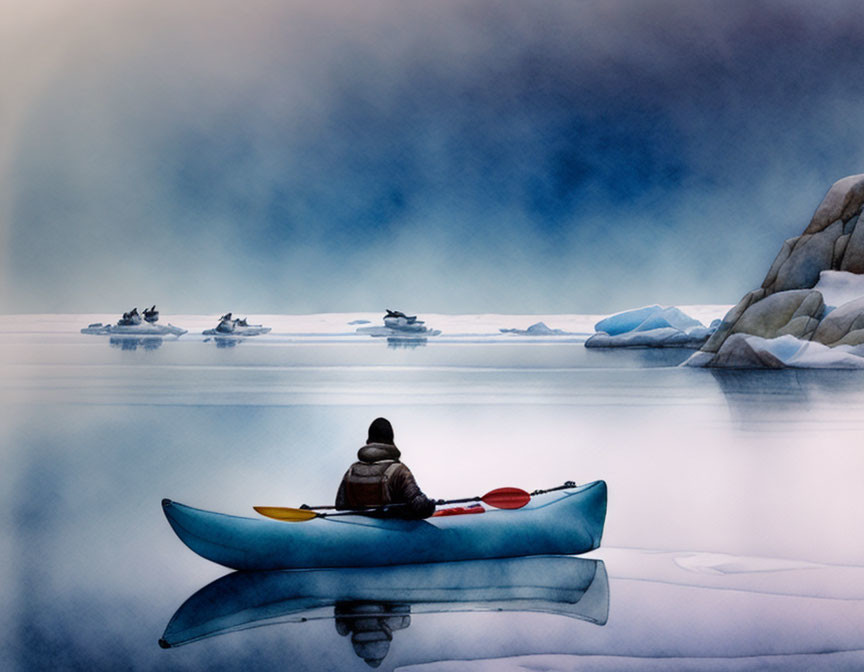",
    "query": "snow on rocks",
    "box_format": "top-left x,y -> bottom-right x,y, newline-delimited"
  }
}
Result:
585,305 -> 718,348
813,270 -> 864,309
685,333 -> 864,369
